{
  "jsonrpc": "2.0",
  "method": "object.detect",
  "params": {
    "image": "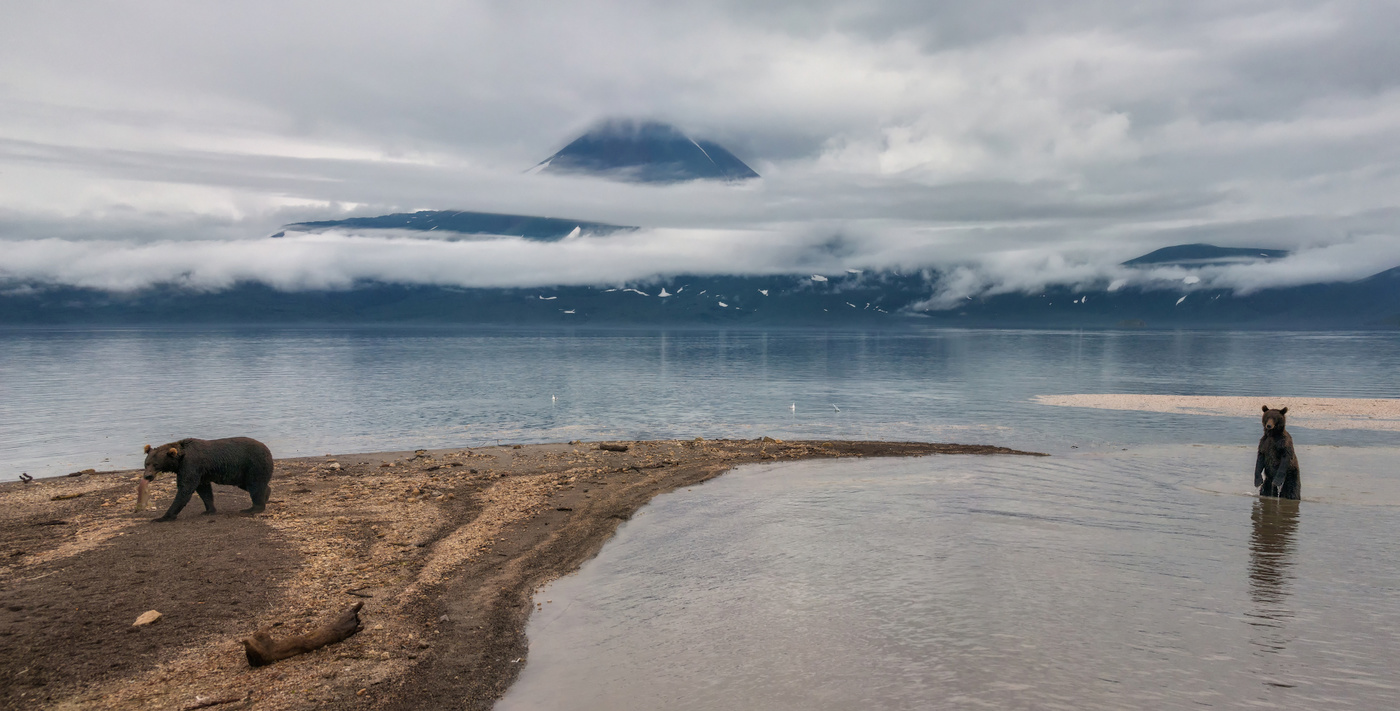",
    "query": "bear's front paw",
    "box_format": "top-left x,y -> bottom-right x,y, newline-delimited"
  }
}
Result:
201,509 -> 218,516
151,516 -> 175,523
